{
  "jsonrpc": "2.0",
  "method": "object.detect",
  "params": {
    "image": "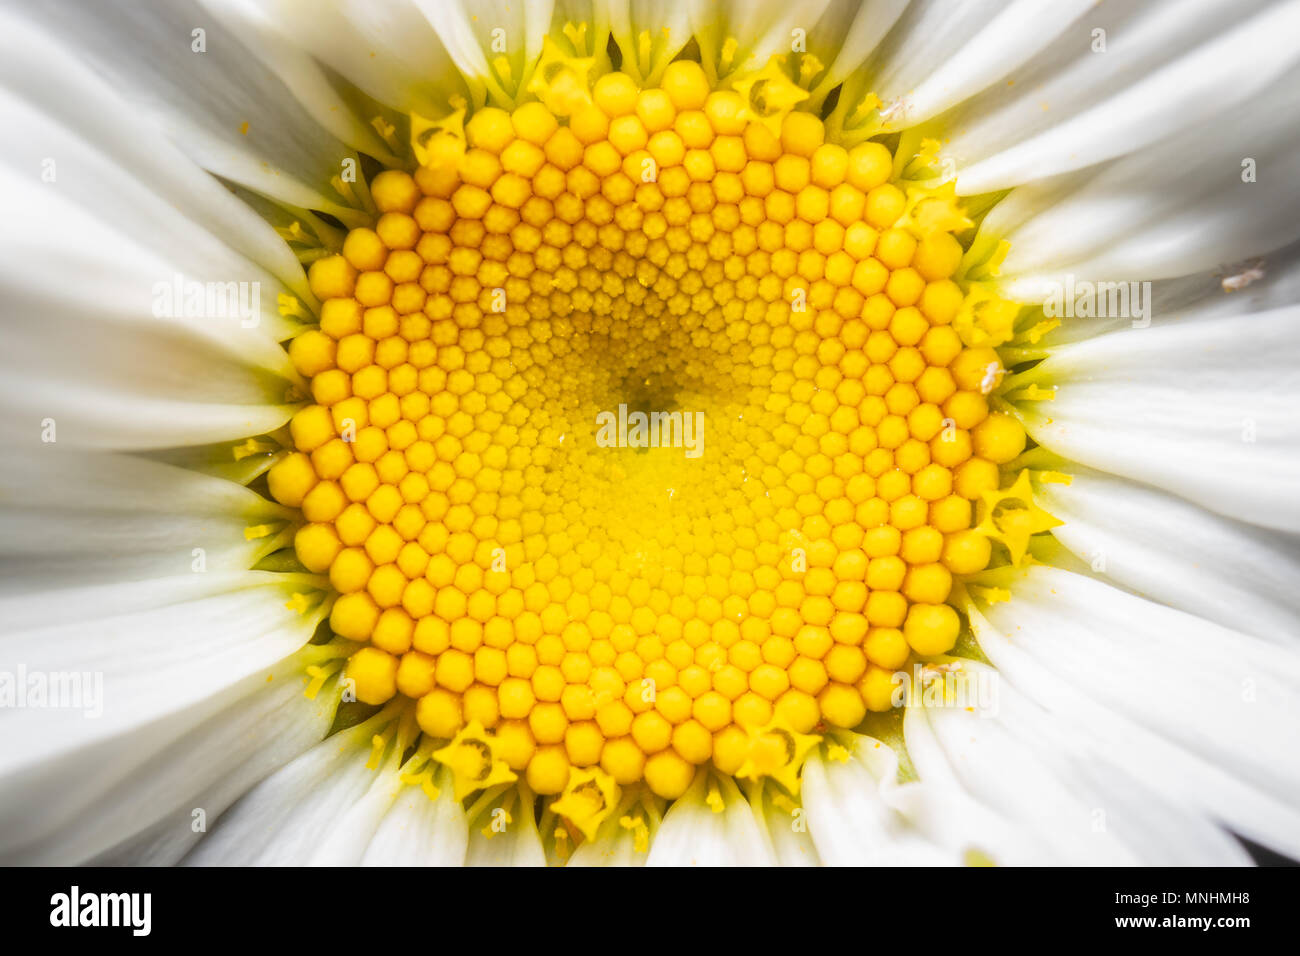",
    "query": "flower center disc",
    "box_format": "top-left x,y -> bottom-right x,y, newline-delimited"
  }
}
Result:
268,61 -> 1027,801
